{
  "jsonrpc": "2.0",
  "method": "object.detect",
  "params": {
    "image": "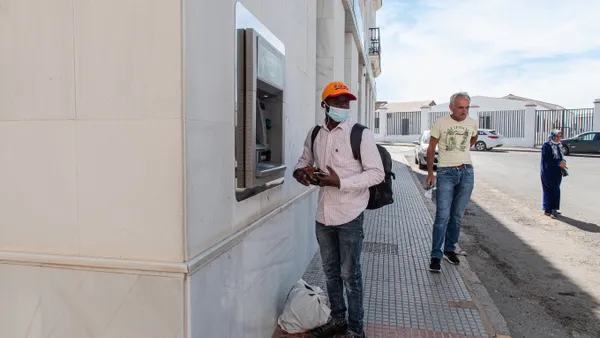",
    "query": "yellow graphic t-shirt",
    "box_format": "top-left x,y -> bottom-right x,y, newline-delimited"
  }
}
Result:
430,115 -> 478,167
